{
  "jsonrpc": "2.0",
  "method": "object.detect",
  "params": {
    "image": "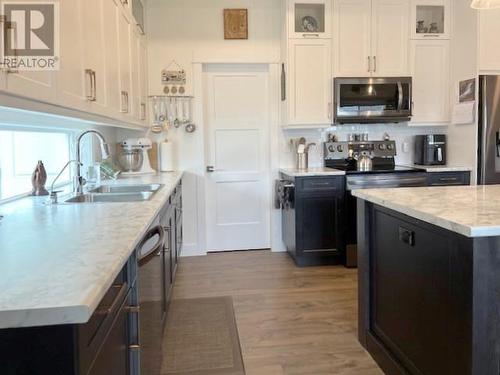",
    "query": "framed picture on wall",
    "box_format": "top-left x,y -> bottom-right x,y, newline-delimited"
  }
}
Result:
224,9 -> 248,40
459,78 -> 476,103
